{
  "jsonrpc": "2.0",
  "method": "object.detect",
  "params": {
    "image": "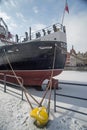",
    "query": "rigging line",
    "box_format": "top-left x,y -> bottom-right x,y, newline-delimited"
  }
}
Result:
3,49 -> 40,107
47,80 -> 52,115
39,44 -> 57,108
25,92 -> 33,109
47,44 -> 57,114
